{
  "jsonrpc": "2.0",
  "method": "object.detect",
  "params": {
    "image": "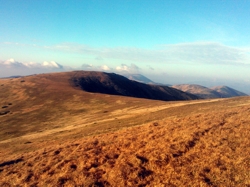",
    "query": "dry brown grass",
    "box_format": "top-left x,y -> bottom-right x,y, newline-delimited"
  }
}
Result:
0,72 -> 249,186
